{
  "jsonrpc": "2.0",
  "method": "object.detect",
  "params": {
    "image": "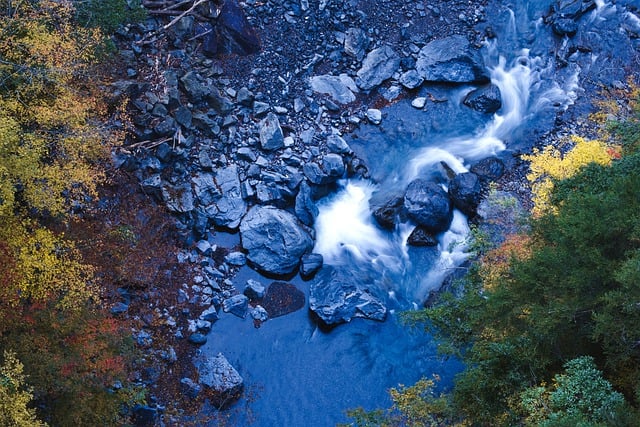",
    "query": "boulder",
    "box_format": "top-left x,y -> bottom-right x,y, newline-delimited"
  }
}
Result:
404,179 -> 453,233
194,353 -> 243,408
356,45 -> 400,91
309,74 -> 358,104
372,196 -> 404,230
406,226 -> 438,247
309,266 -> 387,325
449,172 -> 482,216
470,157 -> 505,182
203,164 -> 247,230
416,35 -> 489,84
192,172 -> 221,206
240,206 -> 313,276
463,84 -> 502,113
259,112 -> 284,151
202,0 -> 260,56
344,27 -> 369,61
